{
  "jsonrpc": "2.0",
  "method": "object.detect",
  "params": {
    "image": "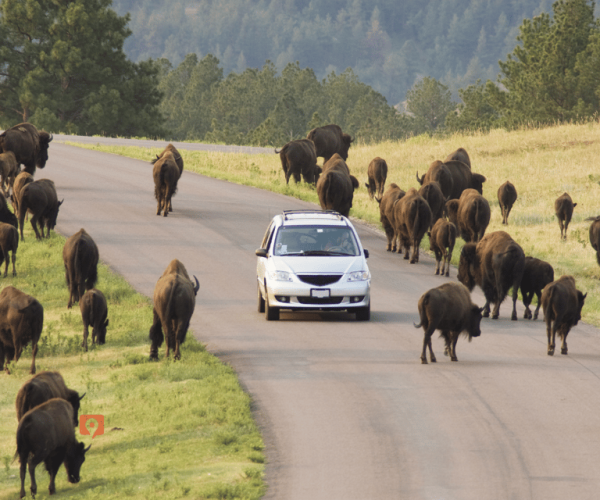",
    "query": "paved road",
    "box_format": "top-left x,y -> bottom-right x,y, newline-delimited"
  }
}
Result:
46,141 -> 600,500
